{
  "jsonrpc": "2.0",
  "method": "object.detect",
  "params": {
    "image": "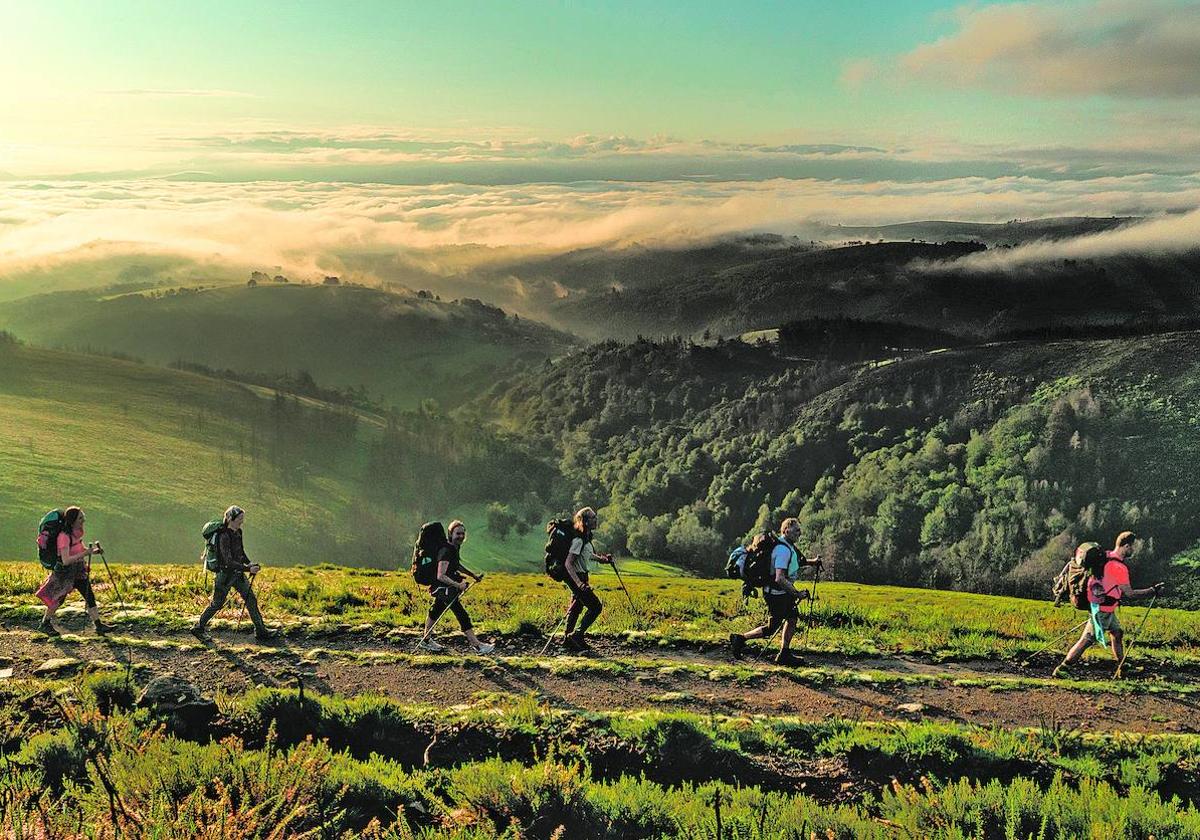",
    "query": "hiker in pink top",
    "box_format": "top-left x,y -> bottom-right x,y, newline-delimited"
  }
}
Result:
1054,531 -> 1162,677
36,506 -> 109,636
